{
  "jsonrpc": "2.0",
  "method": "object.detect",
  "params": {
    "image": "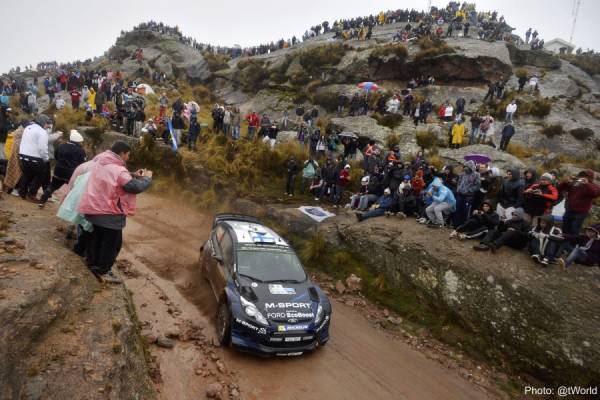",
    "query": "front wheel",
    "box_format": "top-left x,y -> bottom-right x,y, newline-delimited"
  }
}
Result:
216,300 -> 231,346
